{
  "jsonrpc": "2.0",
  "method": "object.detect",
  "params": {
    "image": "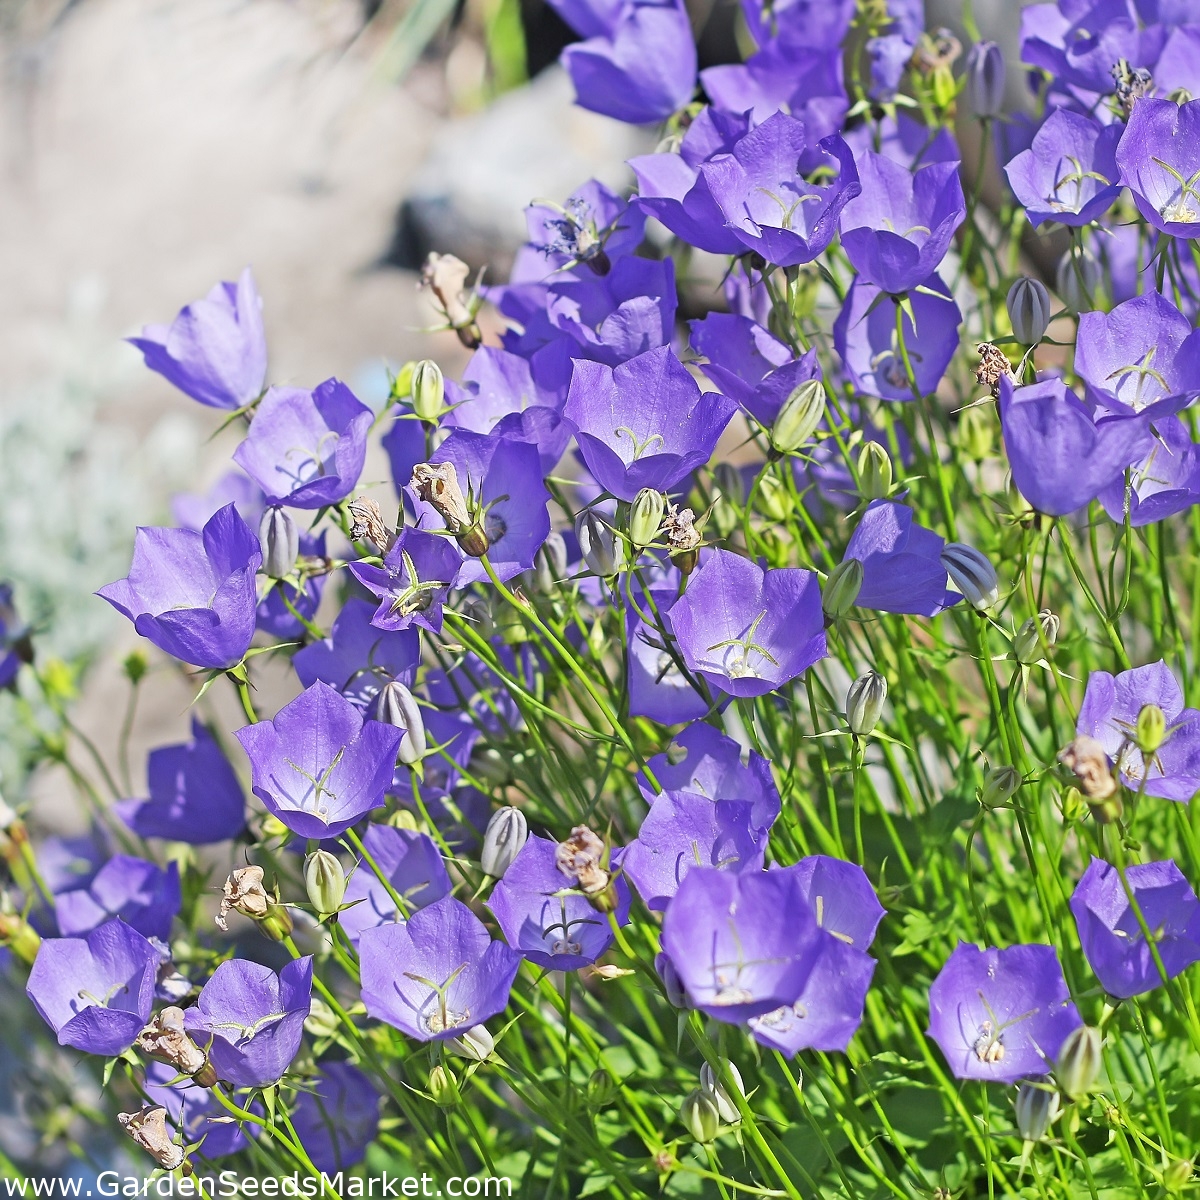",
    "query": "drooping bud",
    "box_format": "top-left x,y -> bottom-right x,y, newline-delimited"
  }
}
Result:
856,442 -> 892,501
429,1064 -> 460,1109
1058,735 -> 1117,801
656,952 -> 688,1008
941,543 -> 999,610
1006,278 -> 1052,346
304,850 -> 346,918
1136,703 -> 1167,755
699,1060 -> 745,1125
1055,1025 -> 1102,1099
964,40 -> 1005,117
1012,609 -> 1060,665
136,1007 -> 208,1079
375,680 -> 428,765
259,506 -> 299,579
420,253 -> 481,349
979,765 -> 1021,810
555,825 -> 609,894
1056,248 -> 1101,313
822,558 -> 863,622
587,1067 -> 618,1110
680,1090 -> 720,1143
629,489 -> 667,549
576,508 -> 620,577
846,671 -> 887,737
1014,1079 -> 1060,1142
446,1024 -> 495,1062
118,1107 -> 185,1171
770,379 -> 825,455
410,359 -> 445,422
975,342 -> 1013,397
663,503 -> 702,575
481,806 -> 529,878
